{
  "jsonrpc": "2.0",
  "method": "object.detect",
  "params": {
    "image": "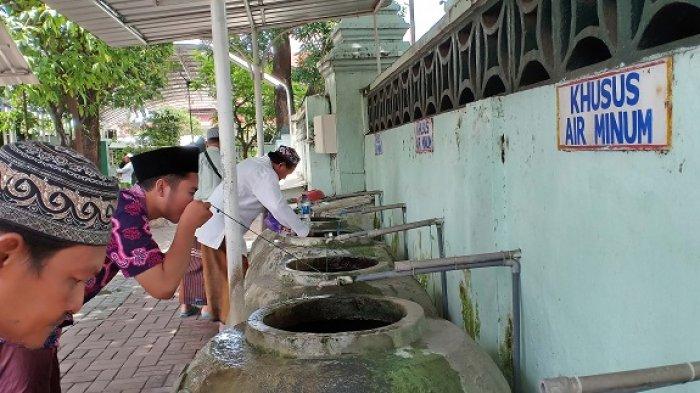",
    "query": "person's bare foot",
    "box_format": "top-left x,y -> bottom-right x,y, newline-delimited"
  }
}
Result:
201,306 -> 213,320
